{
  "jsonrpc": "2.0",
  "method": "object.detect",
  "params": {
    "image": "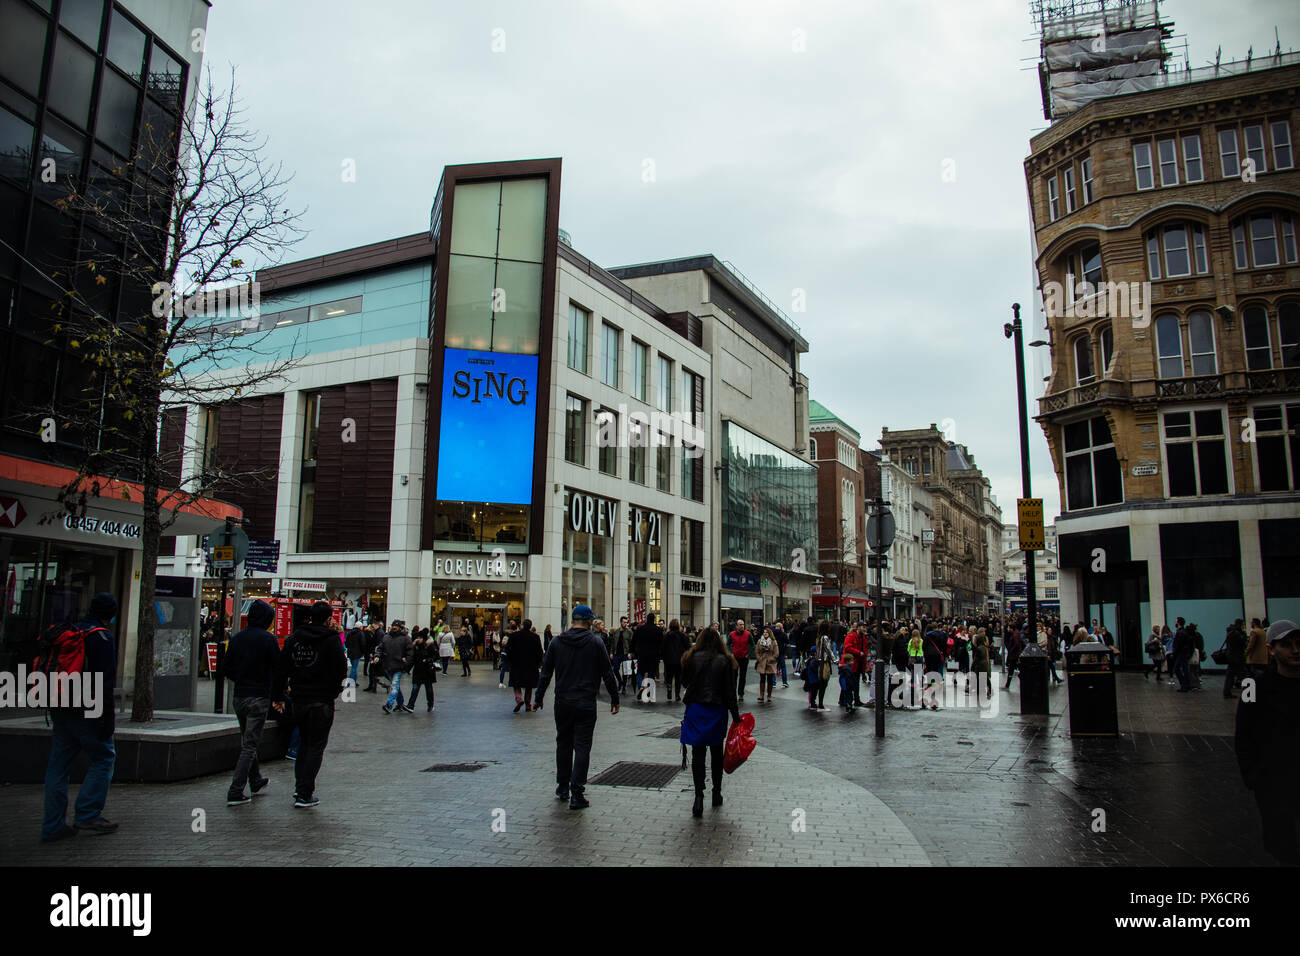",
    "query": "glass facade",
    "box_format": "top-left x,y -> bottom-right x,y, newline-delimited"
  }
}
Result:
721,421 -> 817,571
0,0 -> 189,469
445,178 -> 545,354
